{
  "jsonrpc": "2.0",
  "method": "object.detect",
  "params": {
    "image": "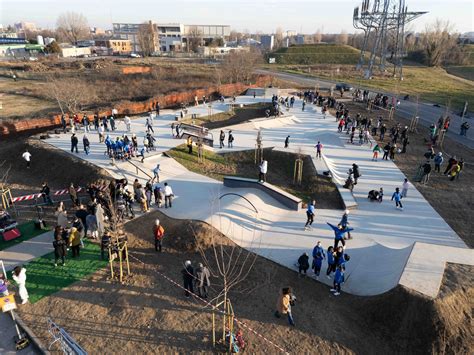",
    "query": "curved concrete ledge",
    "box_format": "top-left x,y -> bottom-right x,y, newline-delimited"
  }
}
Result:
223,176 -> 302,211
